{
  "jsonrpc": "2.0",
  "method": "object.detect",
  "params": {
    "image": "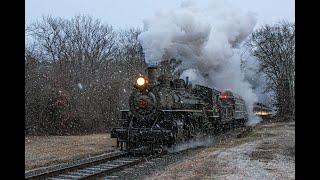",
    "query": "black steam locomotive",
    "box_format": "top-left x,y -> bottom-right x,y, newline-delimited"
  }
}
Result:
111,67 -> 248,151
